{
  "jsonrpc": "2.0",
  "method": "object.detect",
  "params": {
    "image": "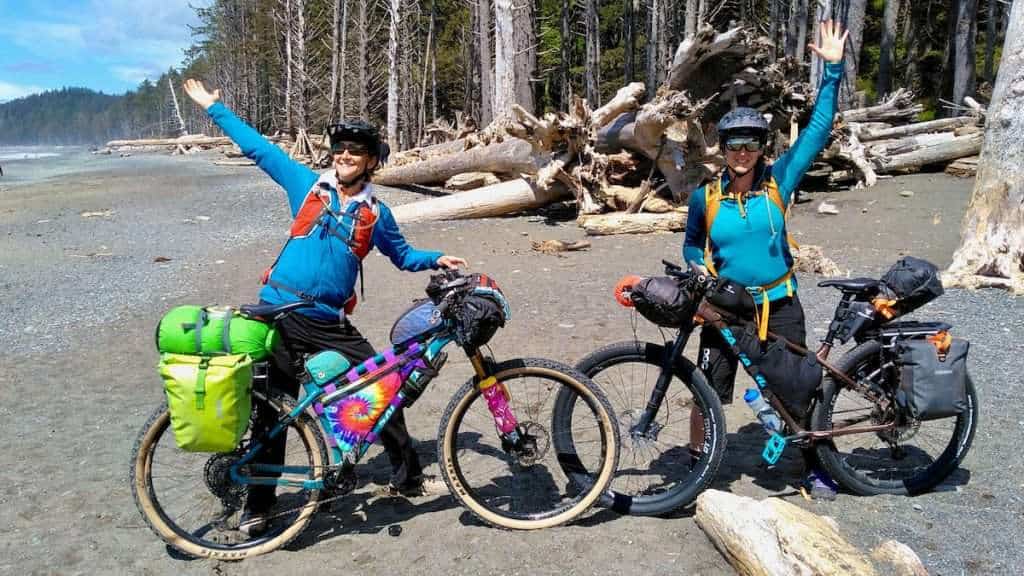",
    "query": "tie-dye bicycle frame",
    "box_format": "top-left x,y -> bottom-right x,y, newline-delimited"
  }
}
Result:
229,329 -> 515,490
